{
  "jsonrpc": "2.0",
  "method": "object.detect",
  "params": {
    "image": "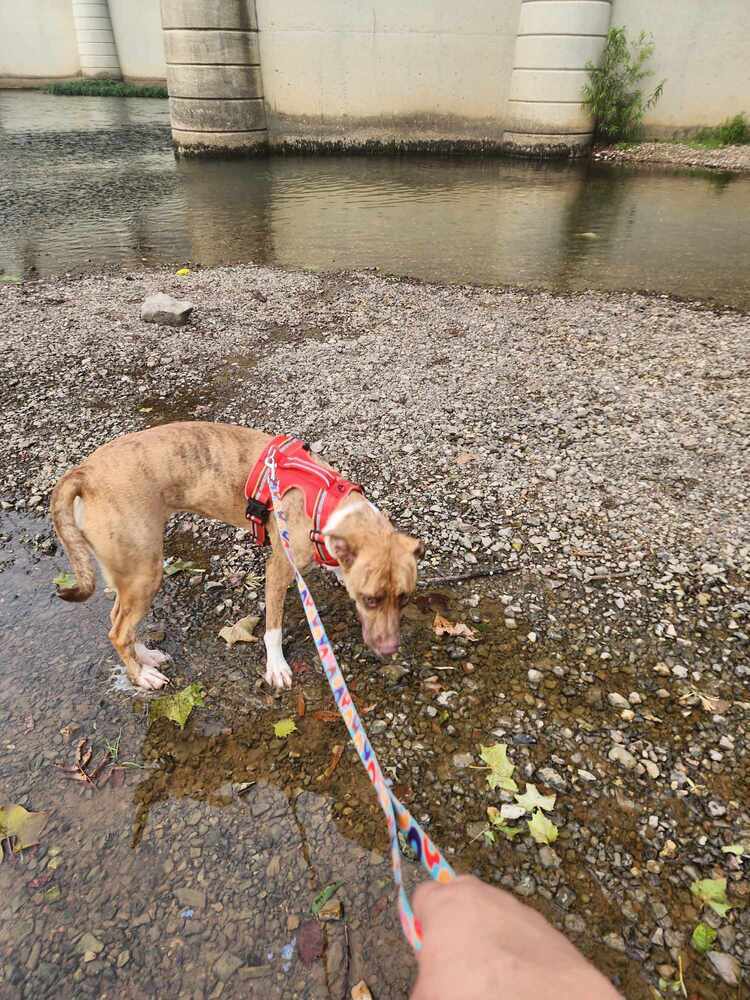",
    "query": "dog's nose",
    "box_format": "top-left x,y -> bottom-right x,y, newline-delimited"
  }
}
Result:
376,638 -> 400,656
